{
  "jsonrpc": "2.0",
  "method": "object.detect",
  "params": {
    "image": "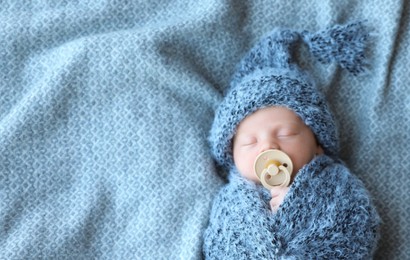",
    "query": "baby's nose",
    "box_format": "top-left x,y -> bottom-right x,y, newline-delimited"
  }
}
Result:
259,139 -> 279,153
